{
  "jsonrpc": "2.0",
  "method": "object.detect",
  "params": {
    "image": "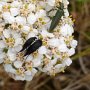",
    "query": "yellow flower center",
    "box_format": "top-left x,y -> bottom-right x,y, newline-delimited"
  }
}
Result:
5,38 -> 15,47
